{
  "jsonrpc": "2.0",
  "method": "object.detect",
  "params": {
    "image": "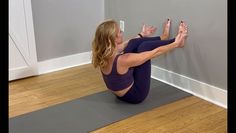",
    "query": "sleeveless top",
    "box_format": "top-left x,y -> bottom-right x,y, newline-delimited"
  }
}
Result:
101,54 -> 134,91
